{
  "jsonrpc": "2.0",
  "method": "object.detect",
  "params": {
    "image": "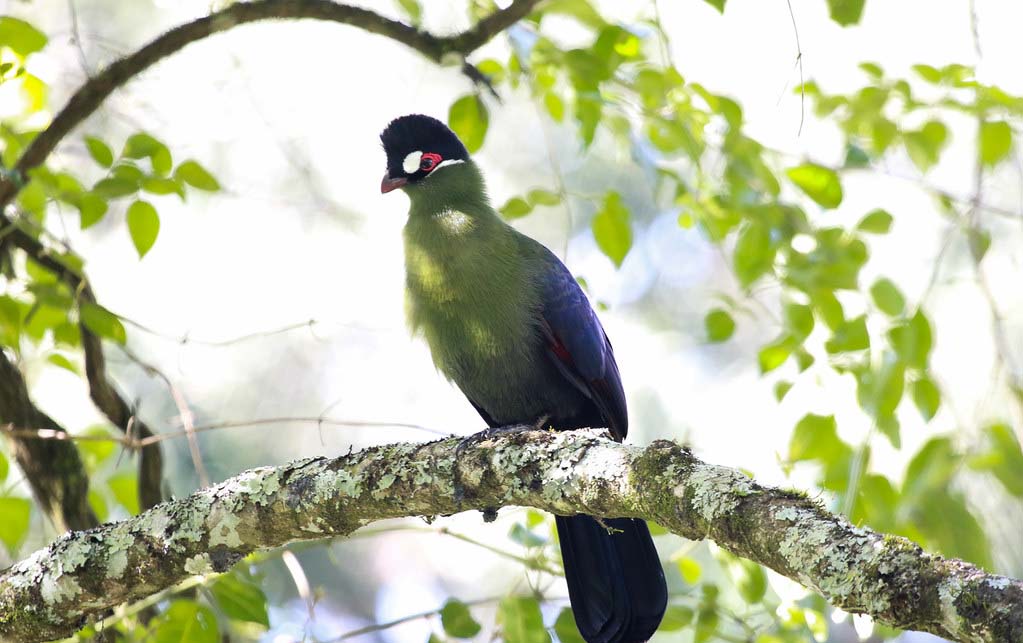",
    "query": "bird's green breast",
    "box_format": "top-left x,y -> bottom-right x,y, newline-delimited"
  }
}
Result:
403,208 -> 541,386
